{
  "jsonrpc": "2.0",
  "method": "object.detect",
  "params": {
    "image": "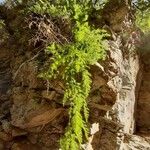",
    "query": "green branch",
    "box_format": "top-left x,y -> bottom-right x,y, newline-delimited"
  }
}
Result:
28,0 -> 108,149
